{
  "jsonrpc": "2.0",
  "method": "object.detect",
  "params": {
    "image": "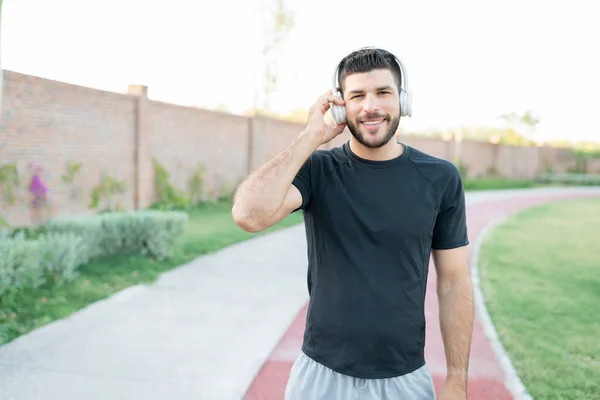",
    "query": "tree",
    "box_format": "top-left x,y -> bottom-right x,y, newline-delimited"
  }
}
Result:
498,110 -> 540,144
254,0 -> 295,116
